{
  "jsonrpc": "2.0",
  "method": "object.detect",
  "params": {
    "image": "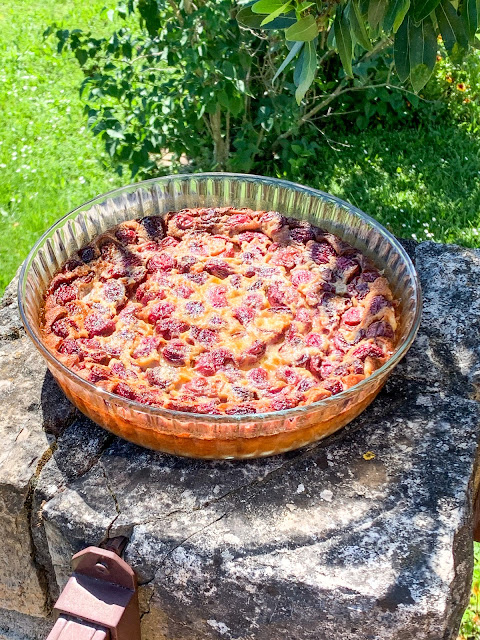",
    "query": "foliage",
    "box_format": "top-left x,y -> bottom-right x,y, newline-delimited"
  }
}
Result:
239,0 -> 480,102
42,0 -> 423,177
47,0 -> 480,183
47,0 -> 297,176
421,41 -> 480,130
